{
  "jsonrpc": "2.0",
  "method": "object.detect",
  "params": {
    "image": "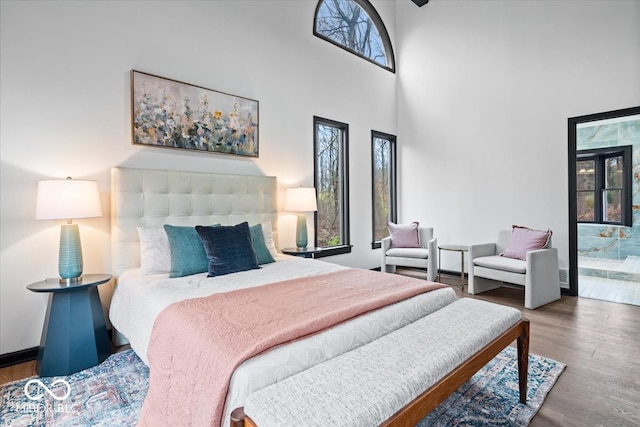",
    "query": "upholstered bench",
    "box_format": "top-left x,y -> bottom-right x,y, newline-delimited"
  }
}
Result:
231,298 -> 529,427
